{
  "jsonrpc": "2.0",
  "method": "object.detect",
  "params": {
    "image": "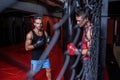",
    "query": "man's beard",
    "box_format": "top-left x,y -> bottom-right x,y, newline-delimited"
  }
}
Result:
36,26 -> 42,31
